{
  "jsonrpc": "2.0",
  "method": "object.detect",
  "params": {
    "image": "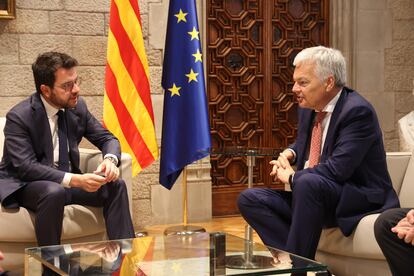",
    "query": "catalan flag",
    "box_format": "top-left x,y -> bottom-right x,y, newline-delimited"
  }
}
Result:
117,237 -> 155,275
104,0 -> 158,176
159,0 -> 211,189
